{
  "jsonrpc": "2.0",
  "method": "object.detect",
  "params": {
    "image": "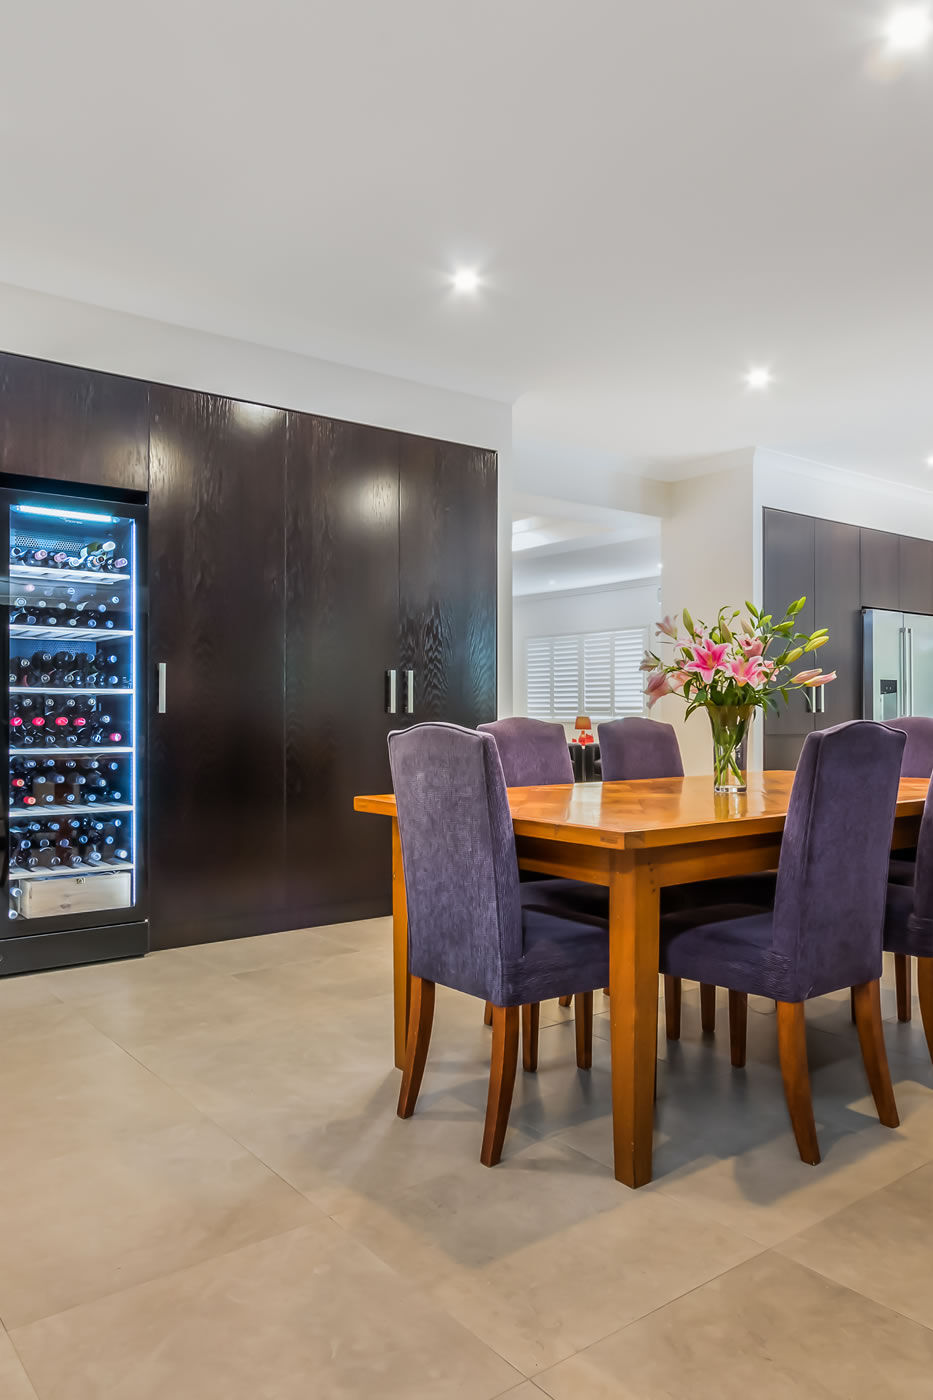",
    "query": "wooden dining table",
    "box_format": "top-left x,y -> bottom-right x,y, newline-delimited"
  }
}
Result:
354,771 -> 928,1188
